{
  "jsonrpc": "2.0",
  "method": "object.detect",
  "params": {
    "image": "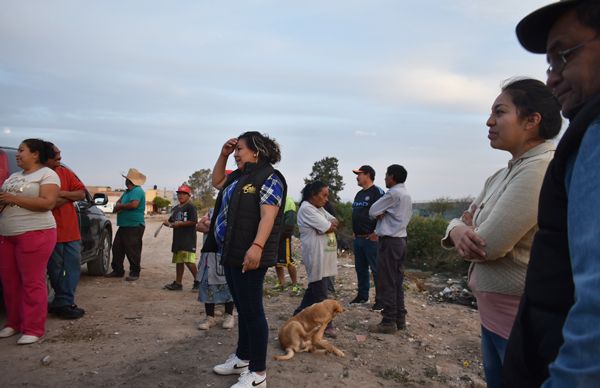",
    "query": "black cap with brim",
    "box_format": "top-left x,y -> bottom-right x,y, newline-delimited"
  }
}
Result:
516,0 -> 580,53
